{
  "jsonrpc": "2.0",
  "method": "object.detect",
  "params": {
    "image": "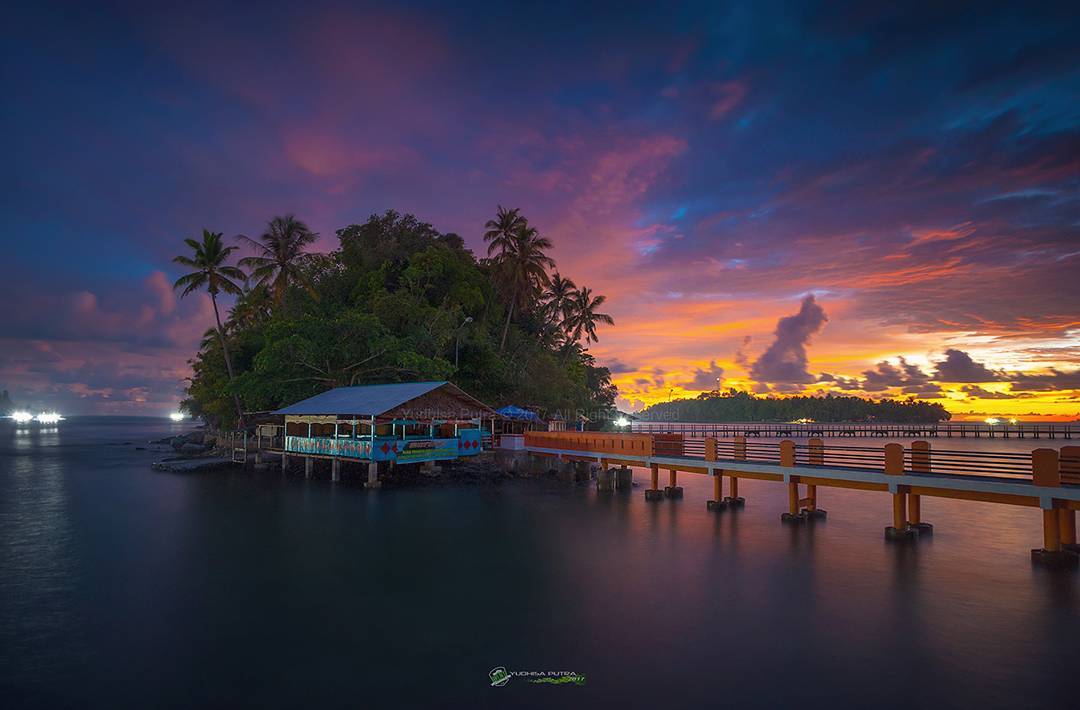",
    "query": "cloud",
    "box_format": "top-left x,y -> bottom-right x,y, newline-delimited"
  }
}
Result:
749,296 -> 827,385
961,385 -> 1020,400
862,357 -> 941,396
603,359 -> 636,374
932,349 -> 1004,382
818,372 -> 861,390
678,360 -> 724,390
1008,368 -> 1080,391
708,81 -> 747,120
